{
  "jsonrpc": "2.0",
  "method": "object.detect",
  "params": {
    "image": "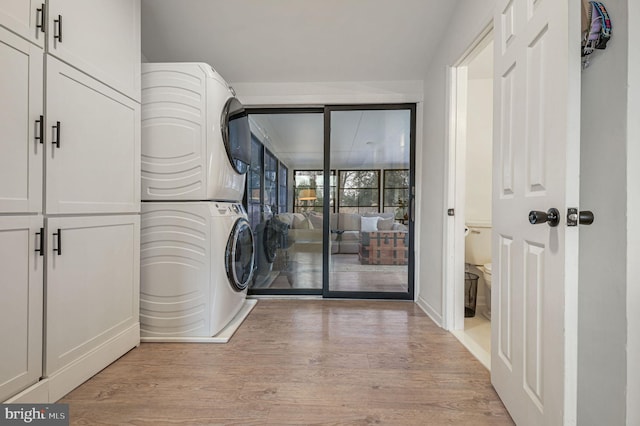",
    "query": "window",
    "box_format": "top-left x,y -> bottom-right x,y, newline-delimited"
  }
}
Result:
264,149 -> 278,215
383,169 -> 410,219
278,163 -> 288,213
246,136 -> 263,229
338,170 -> 380,214
293,170 -> 336,213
